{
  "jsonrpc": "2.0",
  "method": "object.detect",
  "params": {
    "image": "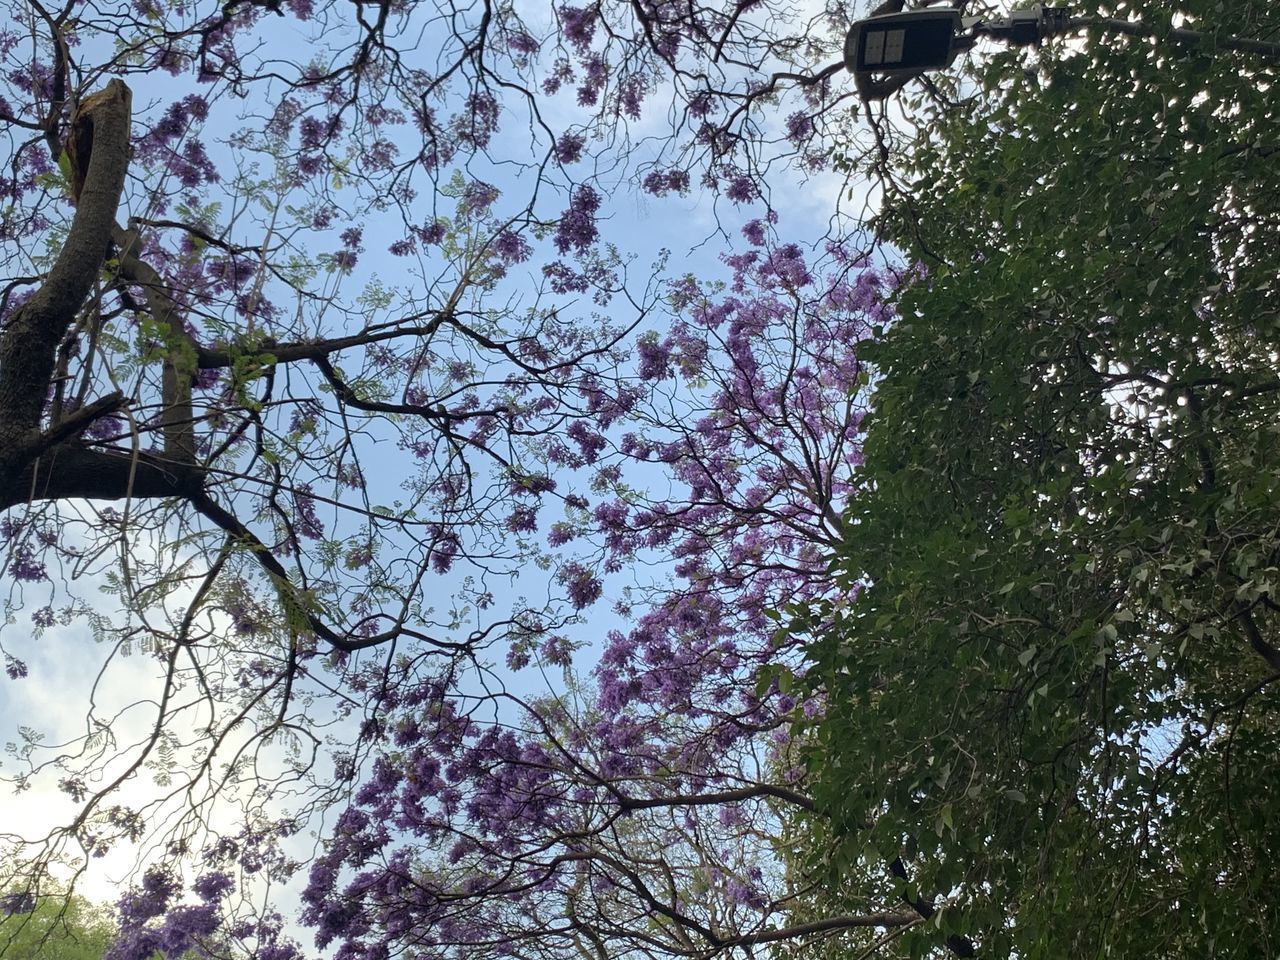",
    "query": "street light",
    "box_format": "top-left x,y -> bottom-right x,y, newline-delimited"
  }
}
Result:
843,8 -> 964,76
844,4 -> 1280,82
